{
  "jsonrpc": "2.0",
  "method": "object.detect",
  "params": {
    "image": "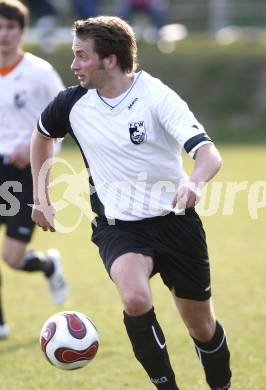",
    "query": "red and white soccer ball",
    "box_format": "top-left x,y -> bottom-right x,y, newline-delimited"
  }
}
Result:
40,311 -> 99,370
